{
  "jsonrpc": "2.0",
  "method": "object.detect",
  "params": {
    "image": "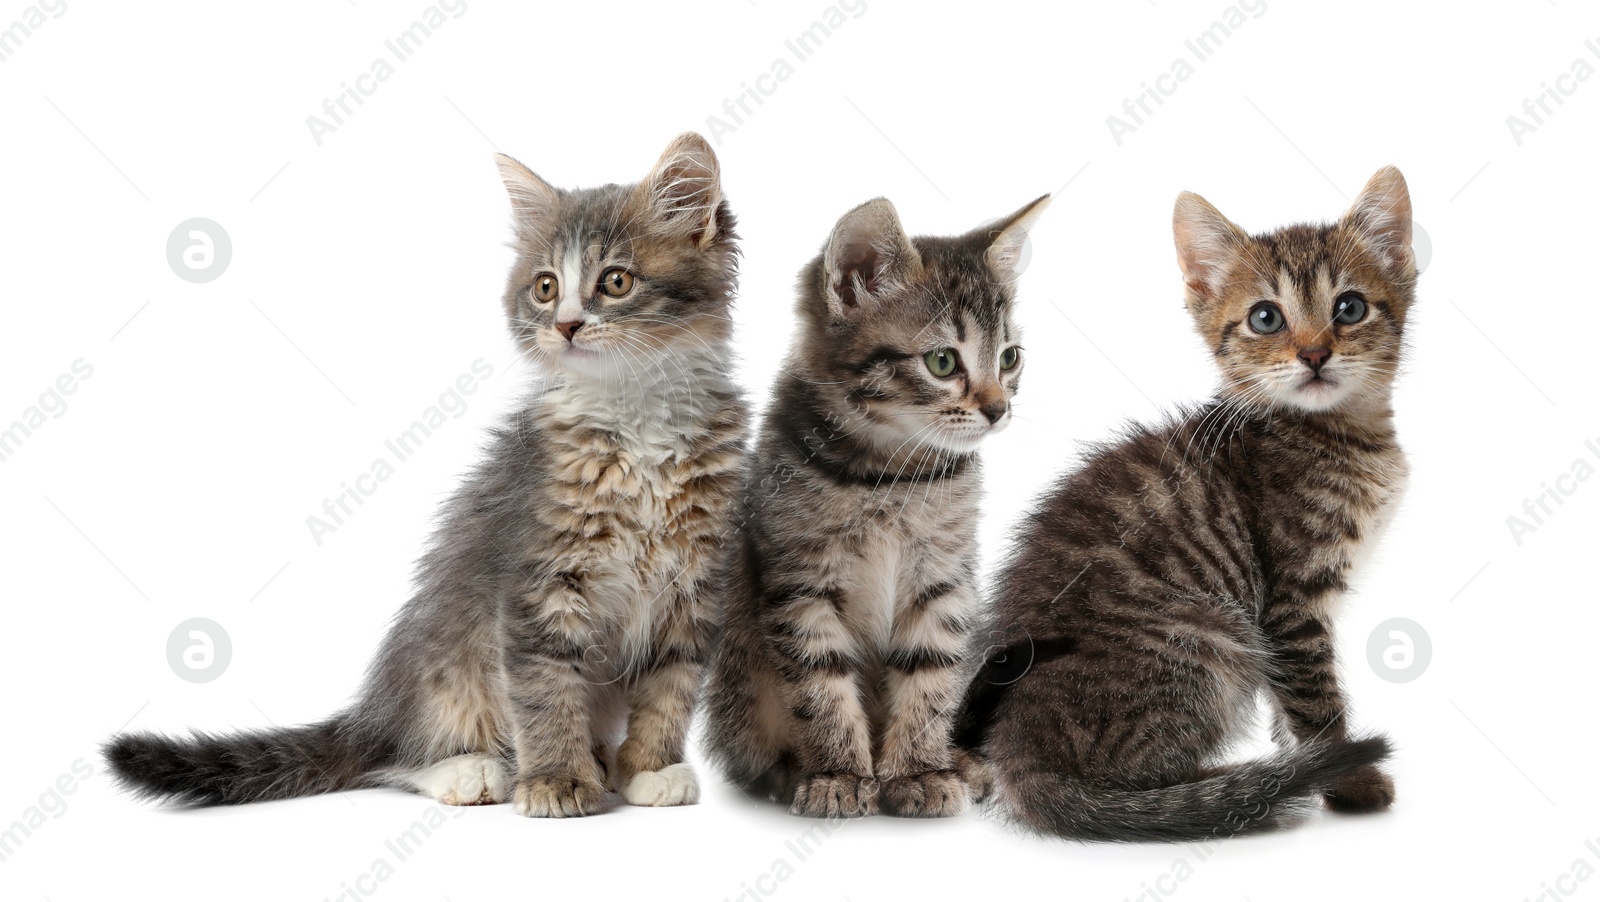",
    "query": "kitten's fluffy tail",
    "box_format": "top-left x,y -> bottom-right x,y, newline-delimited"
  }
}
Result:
992,736 -> 1391,843
103,713 -> 393,806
